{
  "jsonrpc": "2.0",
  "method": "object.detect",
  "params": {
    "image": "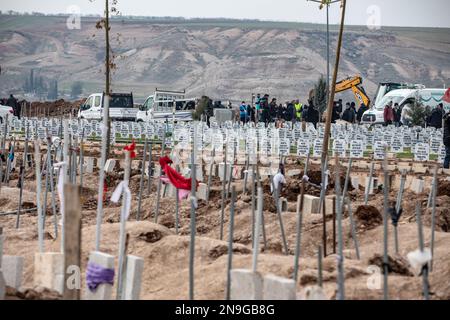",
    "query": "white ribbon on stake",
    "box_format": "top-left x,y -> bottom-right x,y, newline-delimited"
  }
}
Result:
111,180 -> 132,220
53,161 -> 66,224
